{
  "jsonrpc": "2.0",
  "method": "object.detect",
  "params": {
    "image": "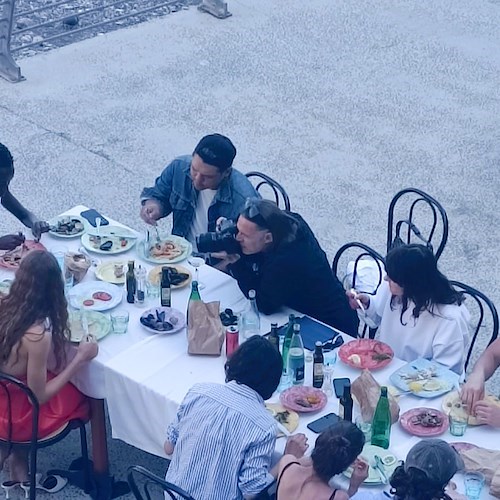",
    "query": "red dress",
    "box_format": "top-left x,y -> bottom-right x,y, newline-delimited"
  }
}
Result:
0,372 -> 89,442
